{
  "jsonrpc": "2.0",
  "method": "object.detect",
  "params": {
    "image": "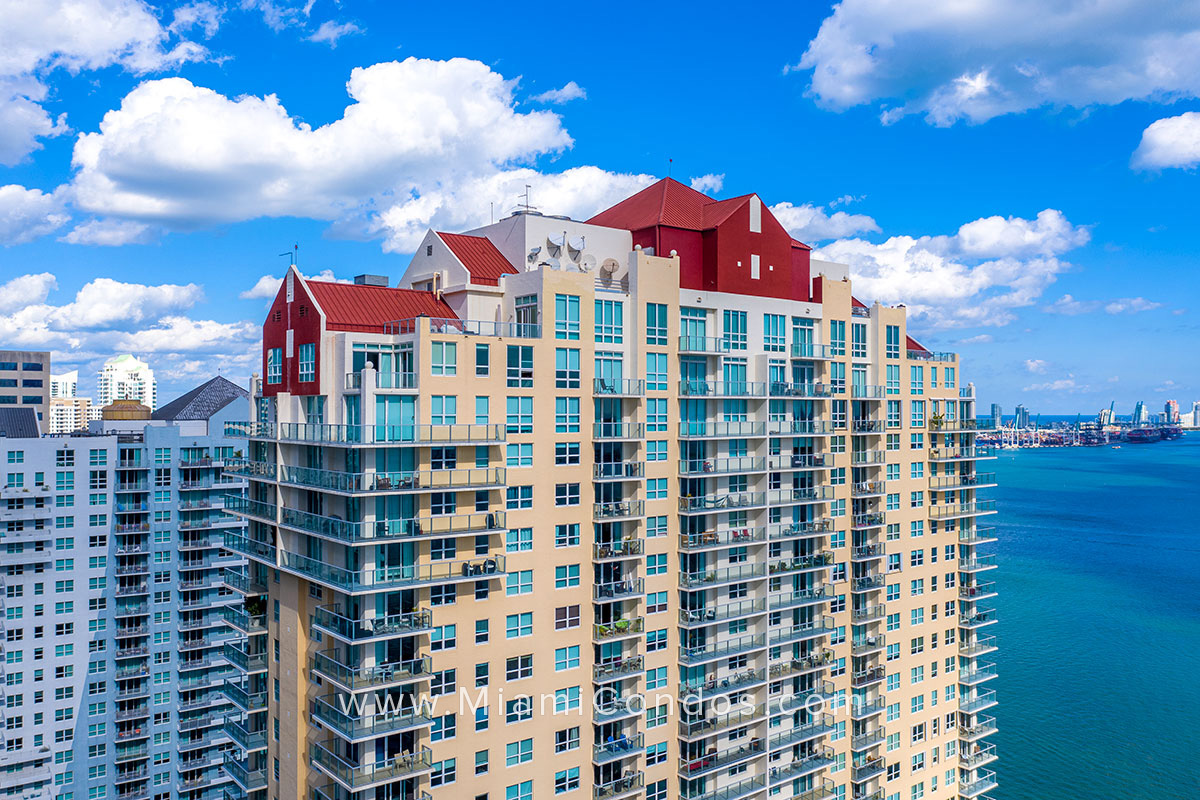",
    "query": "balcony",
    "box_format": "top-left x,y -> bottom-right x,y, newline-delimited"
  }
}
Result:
385,316 -> 539,337
679,598 -> 767,628
223,568 -> 266,596
595,733 -> 645,765
790,342 -> 835,360
679,704 -> 766,739
960,662 -> 999,686
222,607 -> 267,636
851,512 -> 886,529
679,491 -> 765,514
593,617 -> 645,642
680,456 -> 766,476
222,681 -> 268,712
310,697 -> 433,742
960,690 -> 998,714
769,651 -> 832,679
313,606 -> 432,642
767,717 -> 836,752
222,533 -> 277,564
850,450 -> 885,466
679,737 -> 765,777
851,666 -> 886,688
959,769 -> 999,798
959,554 -> 999,573
680,667 -> 766,697
851,574 -> 885,593
960,581 -> 998,602
768,552 -> 834,576
850,385 -> 885,400
224,755 -> 267,792
680,527 -> 766,551
960,716 -> 998,742
765,486 -> 832,505
961,634 -> 999,658
769,382 -> 833,398
309,742 -> 433,790
929,500 -> 998,520
311,652 -> 432,692
851,481 -> 885,498
678,421 -> 766,439
851,755 -> 886,783
769,588 -> 829,612
275,463 -> 507,494
851,419 -> 884,434
593,655 -> 644,683
594,539 -> 644,560
594,772 -> 644,800
223,641 -> 267,674
928,446 -> 997,462
928,472 -> 998,491
768,747 -> 836,785
851,544 -> 885,562
907,349 -> 956,362
770,617 -> 834,647
593,500 -> 645,521
677,335 -> 737,354
959,526 -> 999,545
594,461 -> 645,481
851,604 -> 886,623
679,634 -> 767,665
681,774 -> 766,800
267,422 -> 506,446
850,697 -> 886,720
961,608 -> 998,629
851,727 -> 886,752
680,562 -> 767,588
679,380 -> 767,398
345,370 -> 416,391
851,634 -> 886,656
278,550 -> 505,593
593,421 -> 645,440
767,420 -> 835,437
768,453 -> 828,470
593,378 -> 645,396
594,578 -> 645,603
768,519 -> 834,541
275,504 -> 507,545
